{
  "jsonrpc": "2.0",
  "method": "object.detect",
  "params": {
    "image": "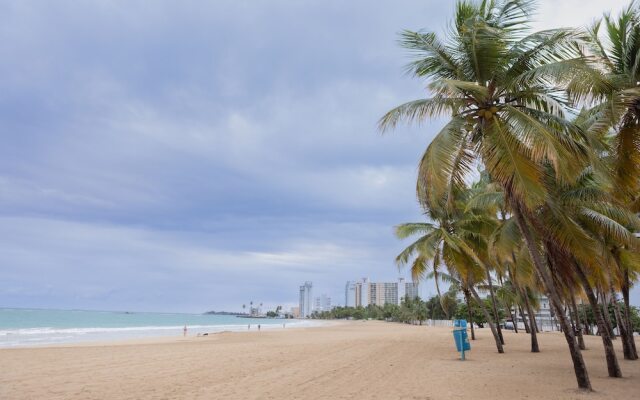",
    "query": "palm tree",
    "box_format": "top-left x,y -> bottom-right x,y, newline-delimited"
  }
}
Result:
580,4 -> 640,361
400,228 -> 448,318
380,0 -> 595,389
496,280 -> 518,332
438,270 -> 478,339
476,154 -> 631,372
535,130 -> 640,374
470,179 -> 543,352
395,191 -> 505,353
491,219 -> 542,352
